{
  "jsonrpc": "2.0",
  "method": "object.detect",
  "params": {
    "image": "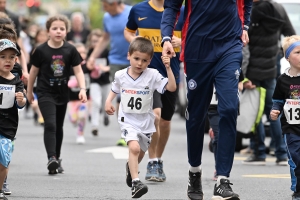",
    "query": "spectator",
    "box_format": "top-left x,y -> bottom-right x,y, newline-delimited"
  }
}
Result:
242,0 -> 295,166
66,12 -> 90,44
